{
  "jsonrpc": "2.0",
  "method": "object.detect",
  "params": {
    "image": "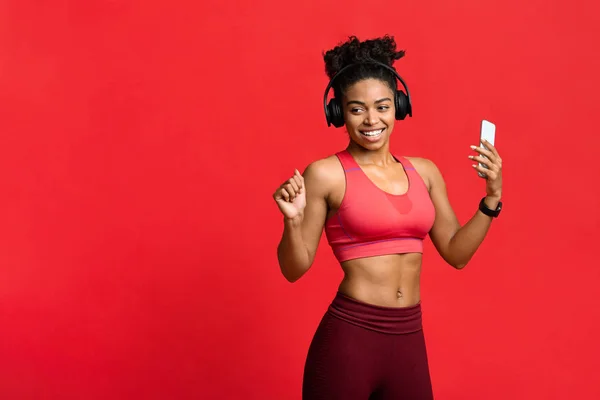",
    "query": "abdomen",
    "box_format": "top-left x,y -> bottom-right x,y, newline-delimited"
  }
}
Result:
338,253 -> 423,308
